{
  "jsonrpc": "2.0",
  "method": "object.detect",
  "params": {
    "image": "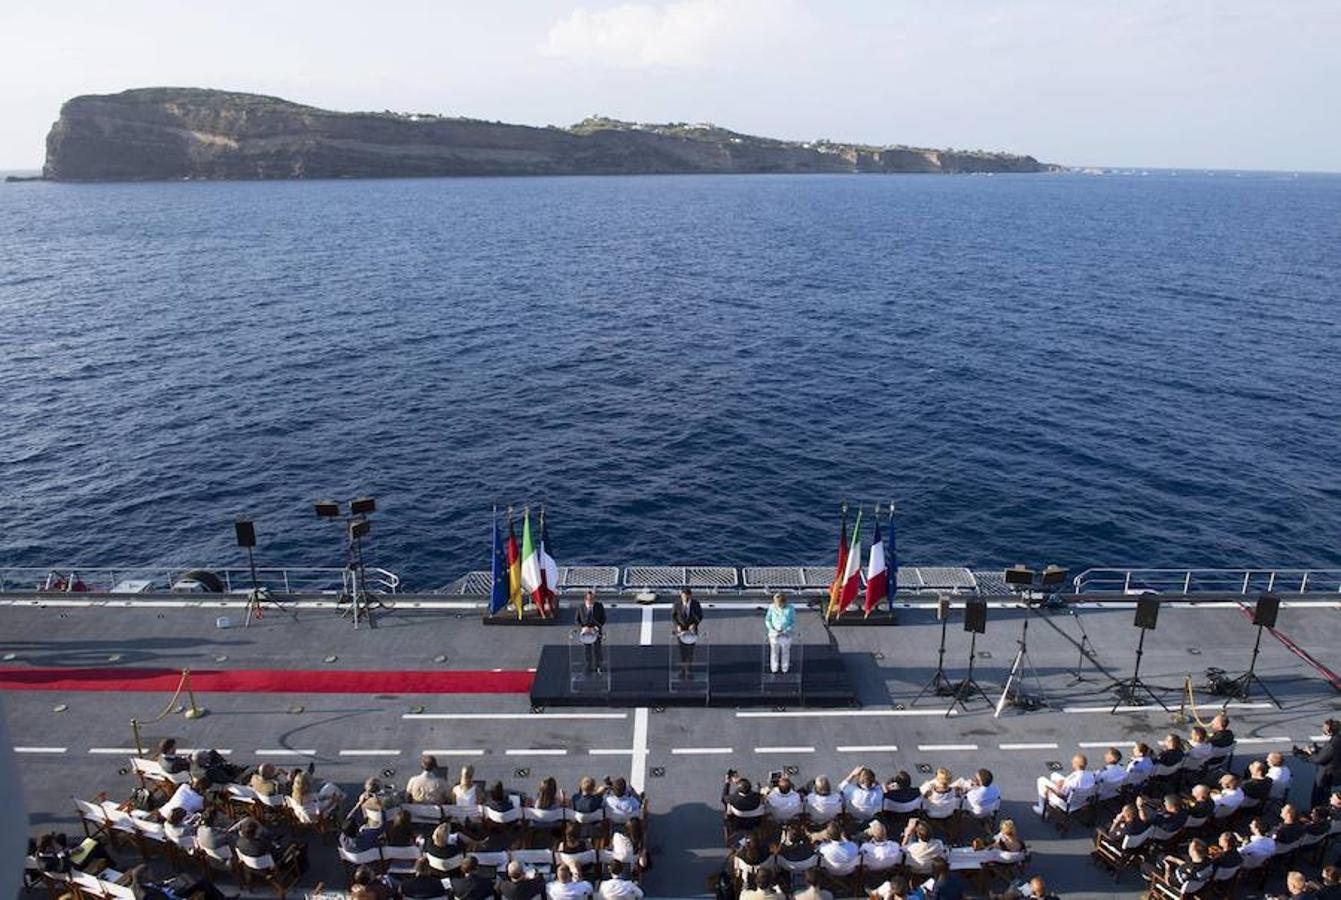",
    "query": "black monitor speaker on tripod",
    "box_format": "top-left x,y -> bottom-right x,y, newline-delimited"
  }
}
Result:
964,599 -> 987,634
234,519 -> 256,548
1253,594 -> 1280,628
1134,596 -> 1161,630
1004,566 -> 1035,587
